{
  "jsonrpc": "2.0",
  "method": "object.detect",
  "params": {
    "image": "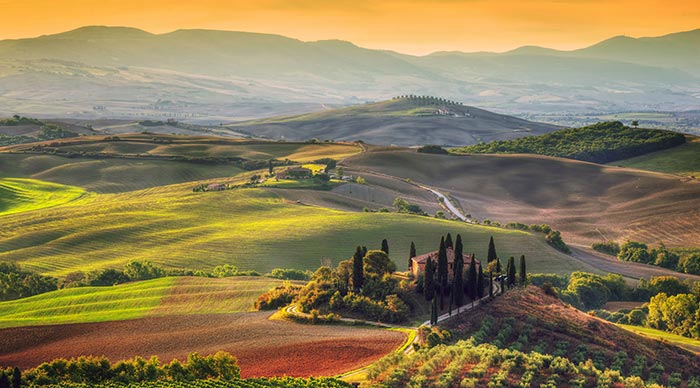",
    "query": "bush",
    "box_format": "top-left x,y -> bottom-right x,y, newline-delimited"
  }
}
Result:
0,263 -> 57,301
592,241 -> 621,256
268,268 -> 311,281
545,230 -> 571,254
417,145 -> 449,154
253,283 -> 302,310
